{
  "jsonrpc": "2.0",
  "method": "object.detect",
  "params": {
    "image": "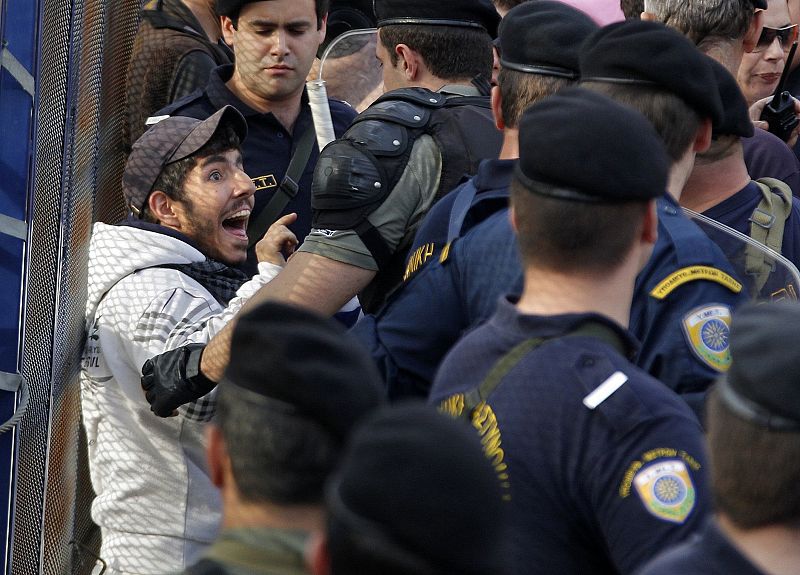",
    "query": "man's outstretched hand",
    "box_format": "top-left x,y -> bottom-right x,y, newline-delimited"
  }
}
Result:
141,344 -> 216,417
